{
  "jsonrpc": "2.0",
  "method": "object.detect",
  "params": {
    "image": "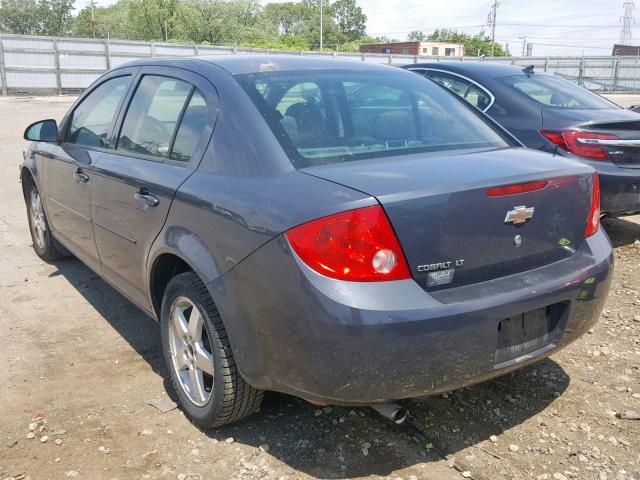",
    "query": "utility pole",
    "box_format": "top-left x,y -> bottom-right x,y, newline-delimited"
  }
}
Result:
487,0 -> 499,56
518,34 -> 527,56
620,1 -> 636,45
86,0 -> 96,38
320,0 -> 323,52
